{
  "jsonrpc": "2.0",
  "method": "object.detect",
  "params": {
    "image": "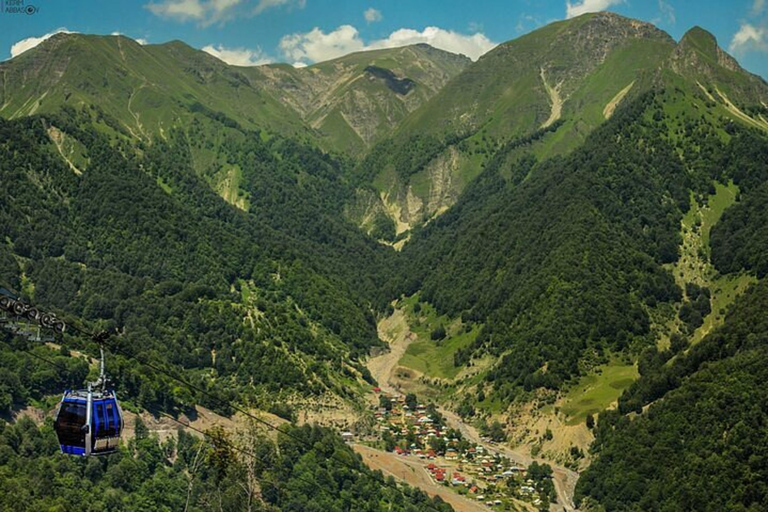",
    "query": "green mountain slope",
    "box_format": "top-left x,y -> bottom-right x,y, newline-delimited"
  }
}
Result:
351,12 -> 678,233
0,35 -> 469,156
352,14 -> 768,238
247,44 -> 470,154
390,20 -> 768,408
576,279 -> 768,511
0,108 -> 397,411
0,34 -> 307,138
399,13 -> 672,142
